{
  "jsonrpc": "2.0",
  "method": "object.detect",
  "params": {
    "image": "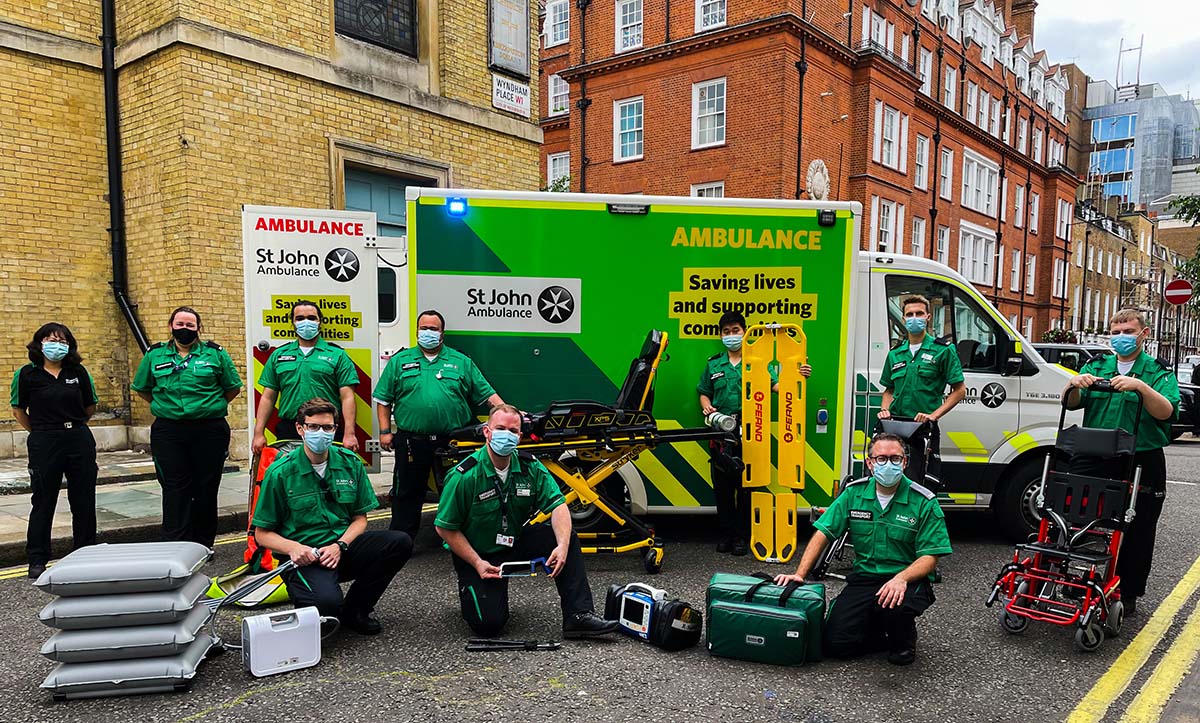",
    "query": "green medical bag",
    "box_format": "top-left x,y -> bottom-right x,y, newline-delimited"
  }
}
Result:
705,573 -> 826,666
